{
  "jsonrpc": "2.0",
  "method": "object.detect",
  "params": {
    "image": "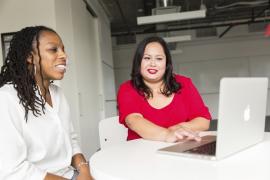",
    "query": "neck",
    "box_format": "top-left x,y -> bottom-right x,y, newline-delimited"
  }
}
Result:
144,79 -> 164,93
35,75 -> 50,96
